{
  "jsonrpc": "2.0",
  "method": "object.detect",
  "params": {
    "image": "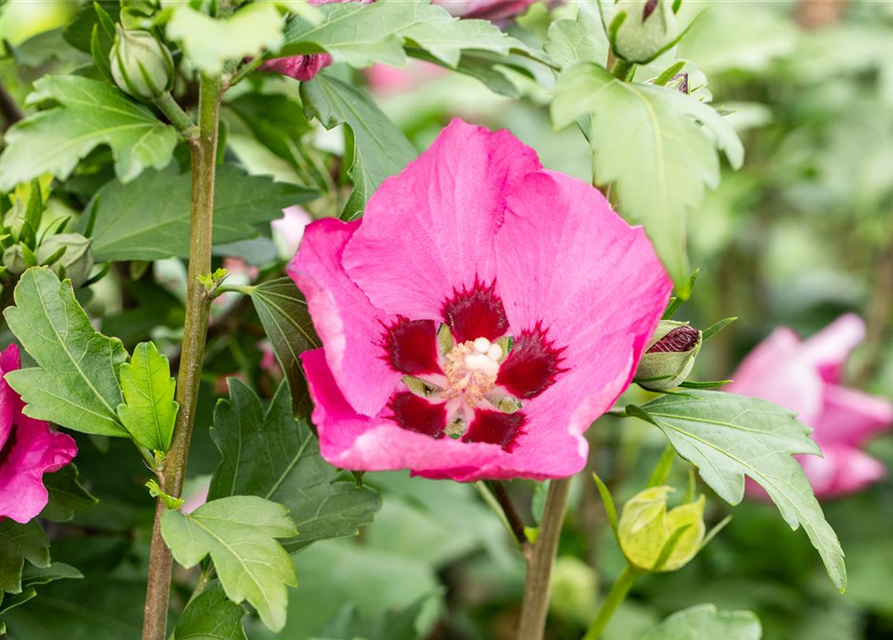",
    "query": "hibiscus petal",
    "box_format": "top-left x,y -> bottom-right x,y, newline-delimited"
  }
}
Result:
343,119 -> 541,321
800,314 -> 866,383
0,413 -> 77,523
727,327 -> 825,426
289,218 -> 400,416
0,344 -> 20,451
799,444 -> 887,499
303,348 -> 506,480
815,384 -> 893,447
